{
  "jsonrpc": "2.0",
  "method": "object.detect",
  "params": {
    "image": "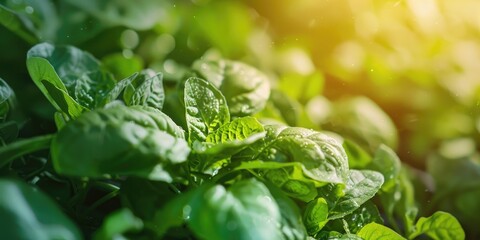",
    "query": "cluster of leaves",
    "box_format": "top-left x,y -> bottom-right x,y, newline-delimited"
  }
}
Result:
0,0 -> 471,239
0,41 -> 465,239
